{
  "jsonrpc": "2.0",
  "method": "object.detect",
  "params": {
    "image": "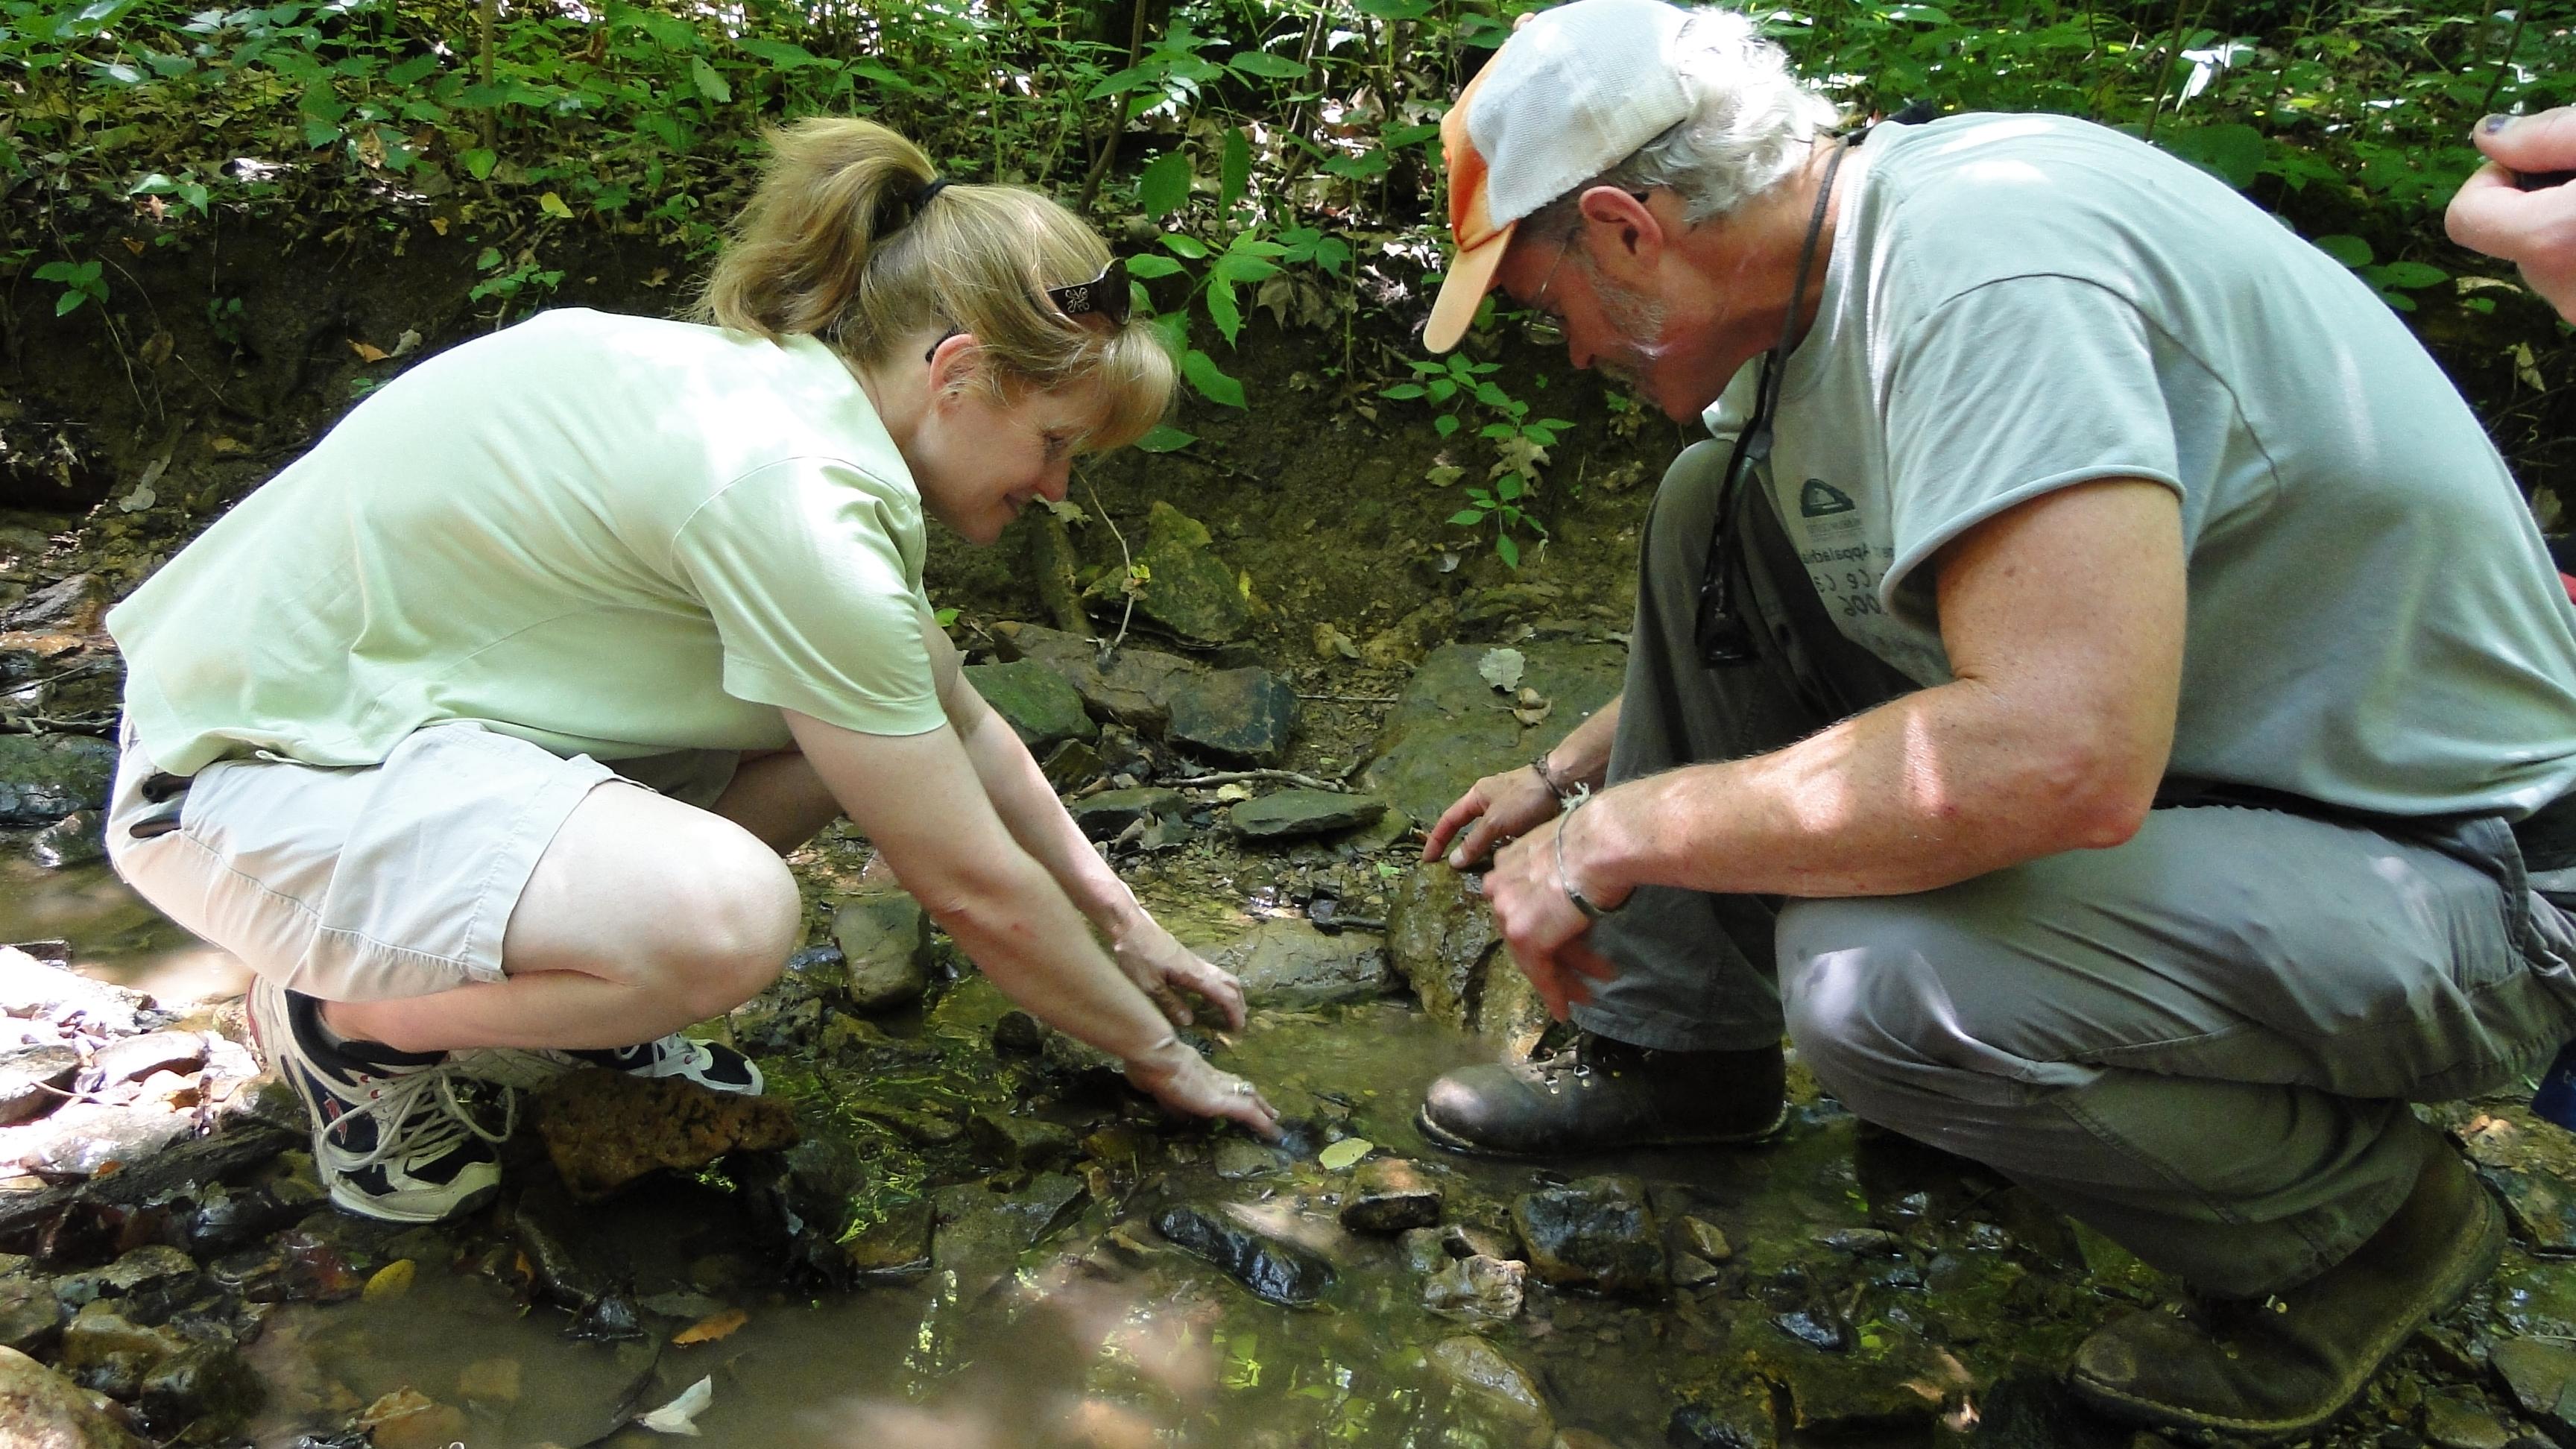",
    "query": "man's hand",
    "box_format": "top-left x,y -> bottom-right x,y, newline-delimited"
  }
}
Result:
2448,109 -> 2576,323
1481,801 -> 1625,1020
1423,765 -> 1564,870
1123,1035 -> 1280,1137
1110,915 -> 1248,1031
